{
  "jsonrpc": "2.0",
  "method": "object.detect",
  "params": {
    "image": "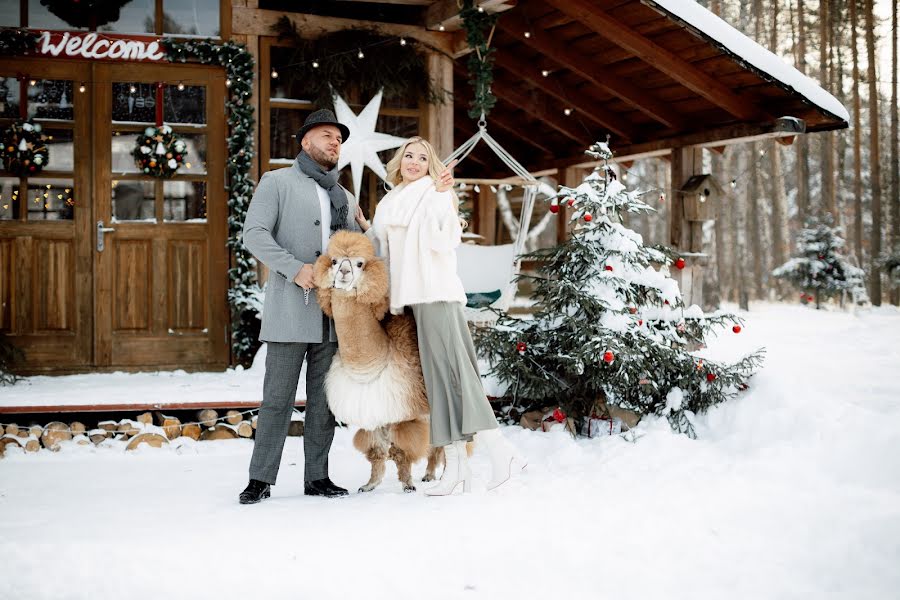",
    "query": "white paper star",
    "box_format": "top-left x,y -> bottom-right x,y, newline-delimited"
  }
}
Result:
334,90 -> 408,196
